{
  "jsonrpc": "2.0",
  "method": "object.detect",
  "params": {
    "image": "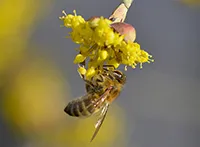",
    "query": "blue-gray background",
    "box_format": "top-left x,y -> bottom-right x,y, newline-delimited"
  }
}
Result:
1,0 -> 200,147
